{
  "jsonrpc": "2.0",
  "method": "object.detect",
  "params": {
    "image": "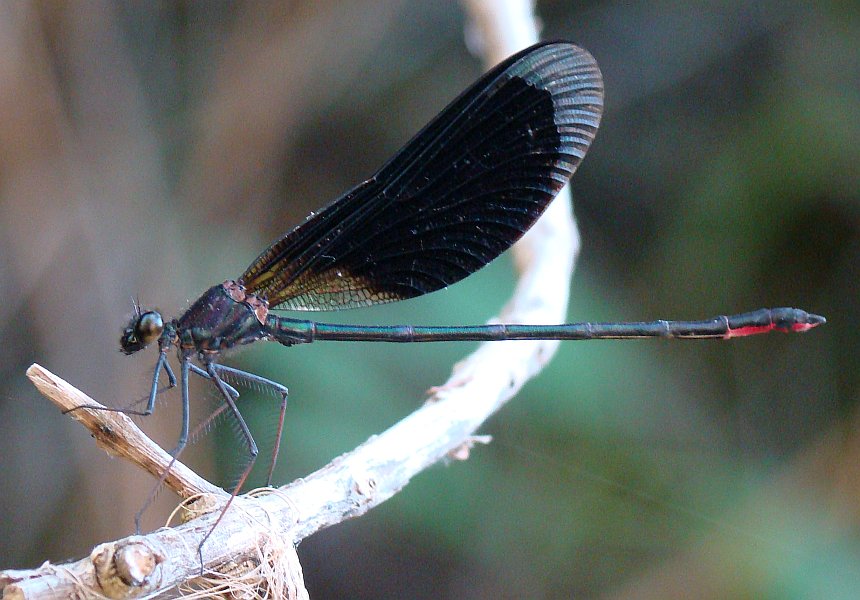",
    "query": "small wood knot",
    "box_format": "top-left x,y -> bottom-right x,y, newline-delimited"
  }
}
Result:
115,542 -> 158,586
92,539 -> 162,598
